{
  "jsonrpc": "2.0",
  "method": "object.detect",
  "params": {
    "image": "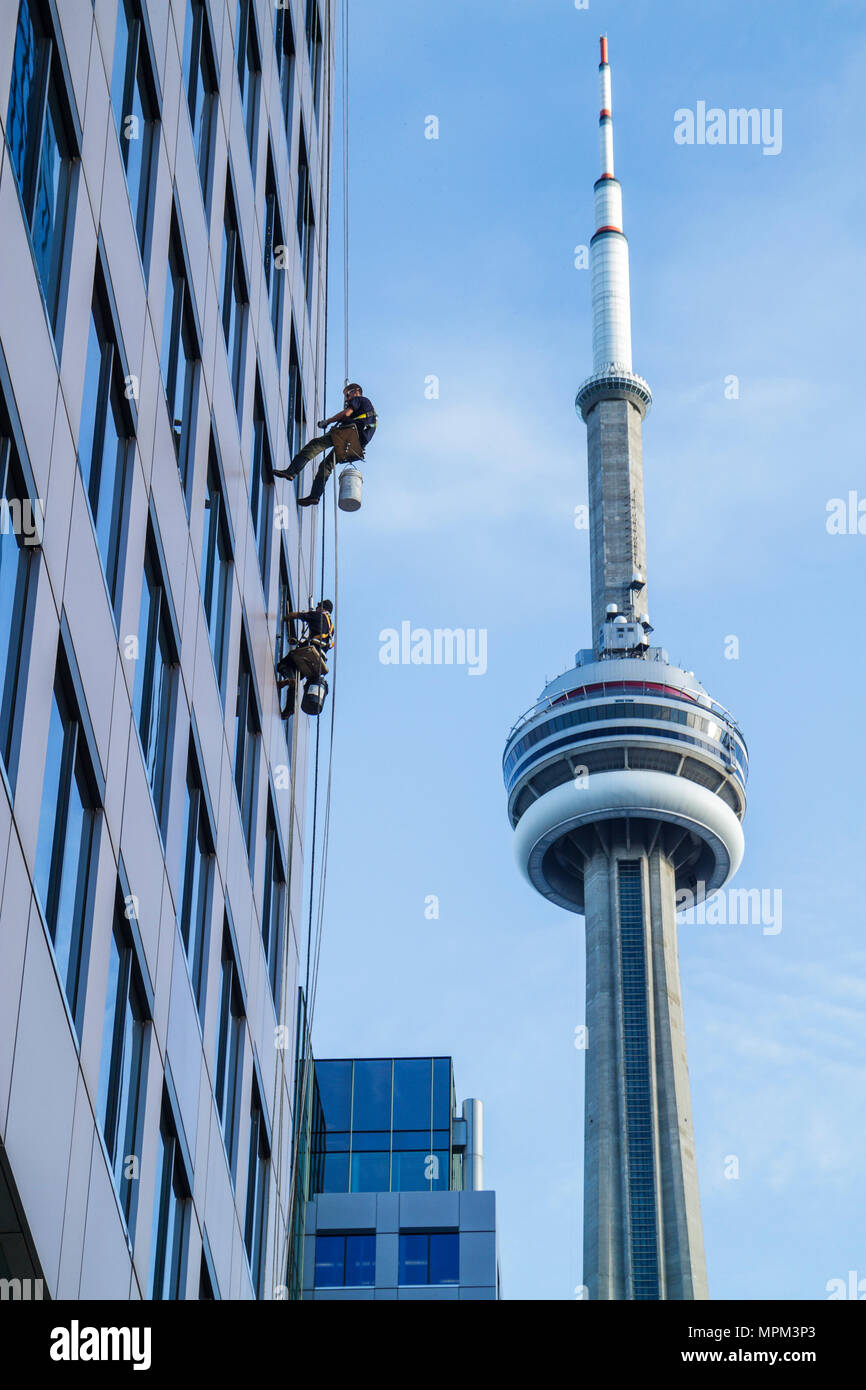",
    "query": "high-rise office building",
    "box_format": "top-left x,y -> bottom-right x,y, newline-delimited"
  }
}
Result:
502,39 -> 748,1299
296,1055 -> 499,1300
0,0 -> 334,1299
